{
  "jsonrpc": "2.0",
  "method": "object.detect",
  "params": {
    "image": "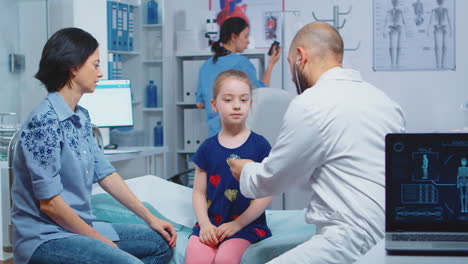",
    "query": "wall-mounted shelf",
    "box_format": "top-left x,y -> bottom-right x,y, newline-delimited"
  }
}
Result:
108,50 -> 141,55
142,23 -> 163,29
142,107 -> 163,112
142,60 -> 163,64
